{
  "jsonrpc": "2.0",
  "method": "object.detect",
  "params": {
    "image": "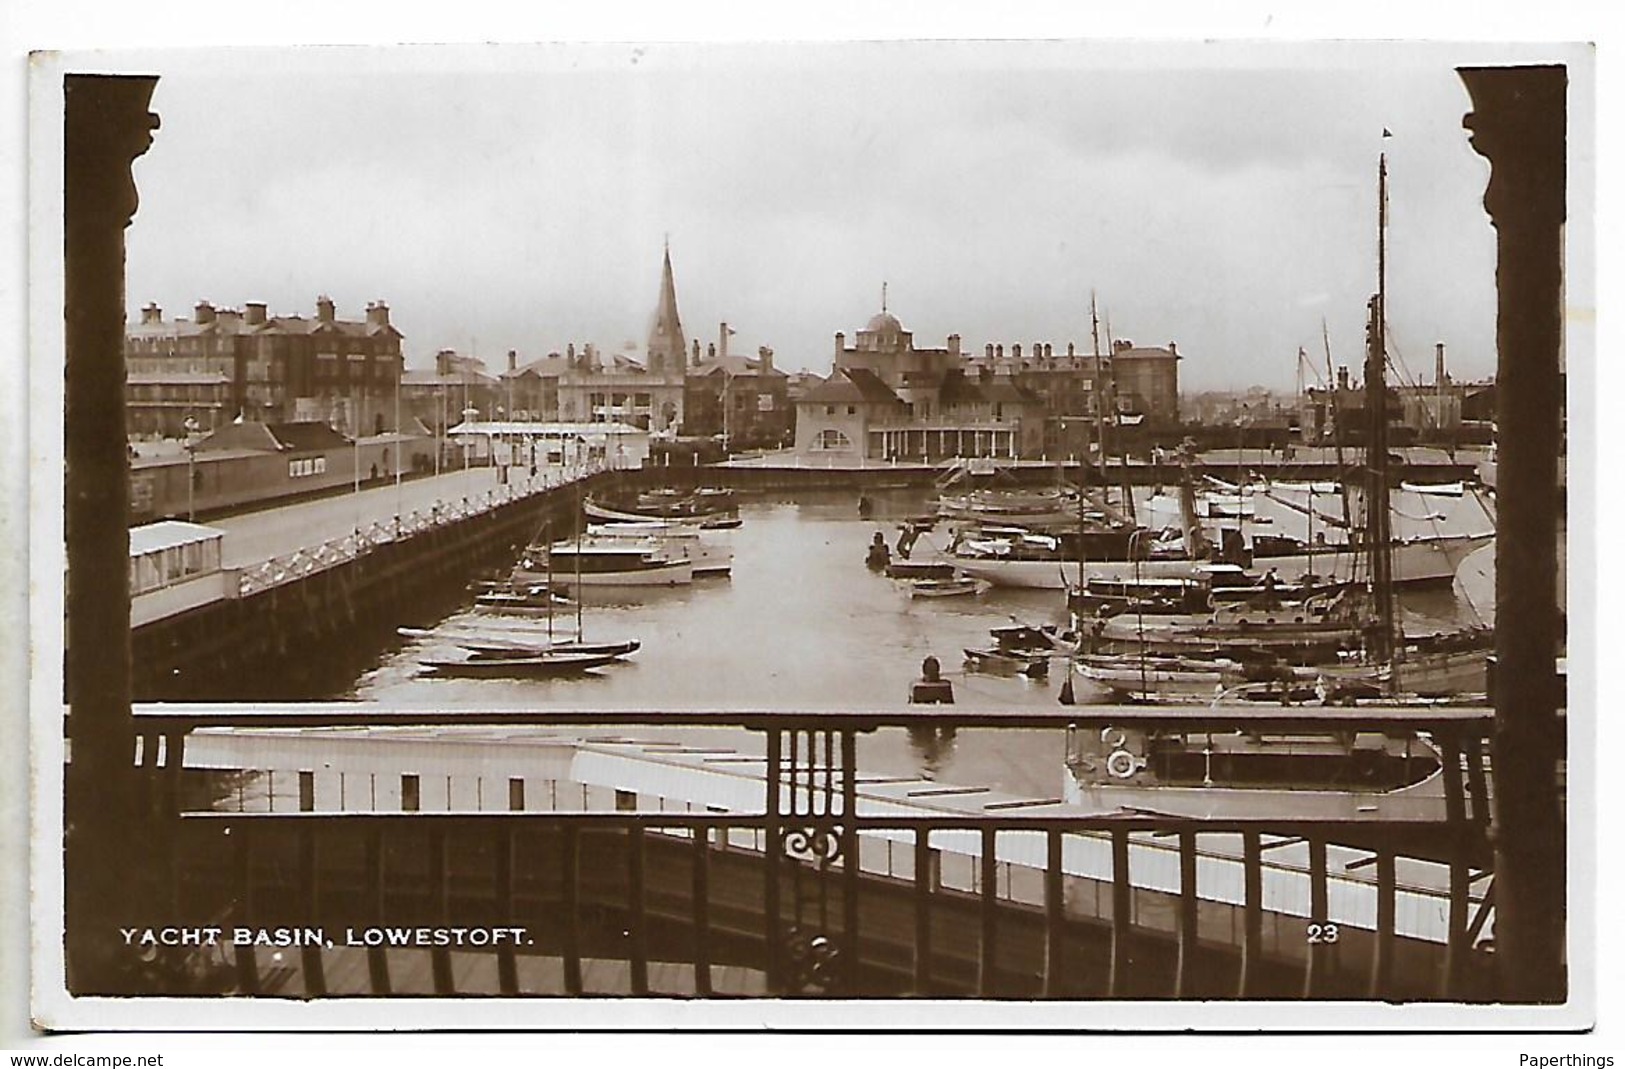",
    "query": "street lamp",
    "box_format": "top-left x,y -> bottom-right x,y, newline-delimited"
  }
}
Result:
182,415 -> 200,521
